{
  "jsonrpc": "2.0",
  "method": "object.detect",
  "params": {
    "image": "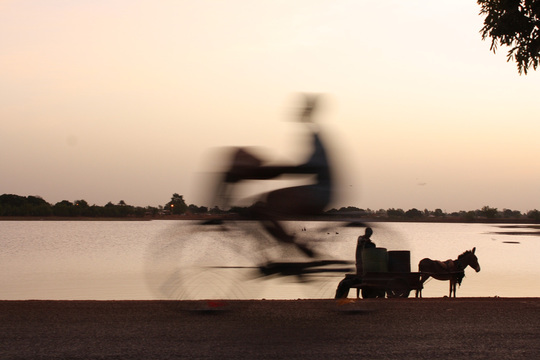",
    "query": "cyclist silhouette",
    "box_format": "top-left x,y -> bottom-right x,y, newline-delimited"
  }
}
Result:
212,94 -> 334,257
